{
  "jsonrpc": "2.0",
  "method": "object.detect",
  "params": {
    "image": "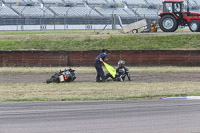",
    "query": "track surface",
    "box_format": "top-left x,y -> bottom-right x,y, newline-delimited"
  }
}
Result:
1,72 -> 200,83
1,72 -> 200,133
0,100 -> 200,133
